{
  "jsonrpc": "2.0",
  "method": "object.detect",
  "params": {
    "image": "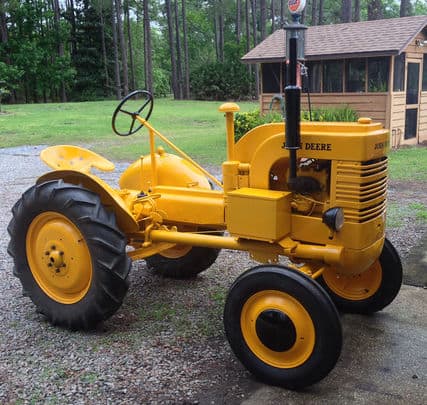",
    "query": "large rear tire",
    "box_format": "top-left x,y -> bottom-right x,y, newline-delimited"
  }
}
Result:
318,238 -> 402,314
224,265 -> 342,389
7,180 -> 131,330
